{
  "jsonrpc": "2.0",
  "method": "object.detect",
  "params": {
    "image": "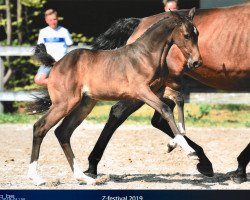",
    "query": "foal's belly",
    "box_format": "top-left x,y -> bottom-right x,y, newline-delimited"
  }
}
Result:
82,82 -> 138,101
